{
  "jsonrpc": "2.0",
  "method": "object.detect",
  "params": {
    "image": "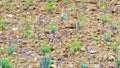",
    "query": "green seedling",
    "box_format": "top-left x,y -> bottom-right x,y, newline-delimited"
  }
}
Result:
111,23 -> 119,29
6,46 -> 14,55
0,21 -> 5,29
81,0 -> 85,4
46,0 -> 53,3
16,16 -> 21,20
78,14 -> 84,21
79,64 -> 86,68
39,43 -> 50,54
3,5 -> 10,11
0,59 -> 11,68
47,3 -> 53,12
60,13 -> 67,20
97,0 -> 104,7
91,35 -> 97,41
62,0 -> 68,4
100,14 -> 109,22
25,0 -> 31,8
70,42 -> 81,52
104,34 -> 110,42
23,23 -> 31,30
115,58 -> 120,68
49,24 -> 56,33
109,42 -> 118,52
40,56 -> 51,68
23,23 -> 31,38
23,30 -> 31,38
